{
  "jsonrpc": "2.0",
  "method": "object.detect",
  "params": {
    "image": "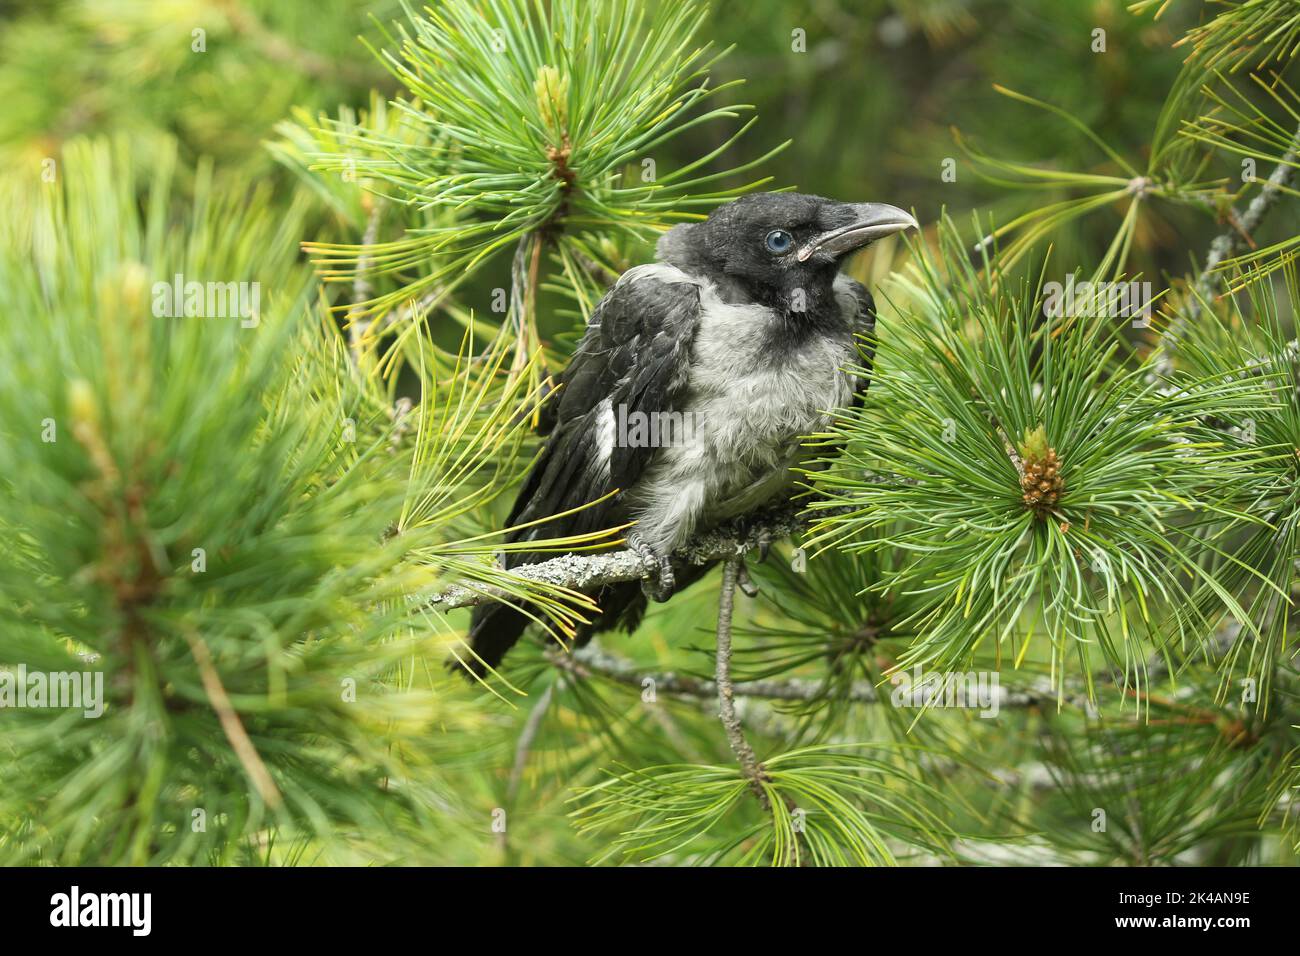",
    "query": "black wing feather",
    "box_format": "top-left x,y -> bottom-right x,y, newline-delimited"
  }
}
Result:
504,273 -> 700,553
463,271 -> 701,677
